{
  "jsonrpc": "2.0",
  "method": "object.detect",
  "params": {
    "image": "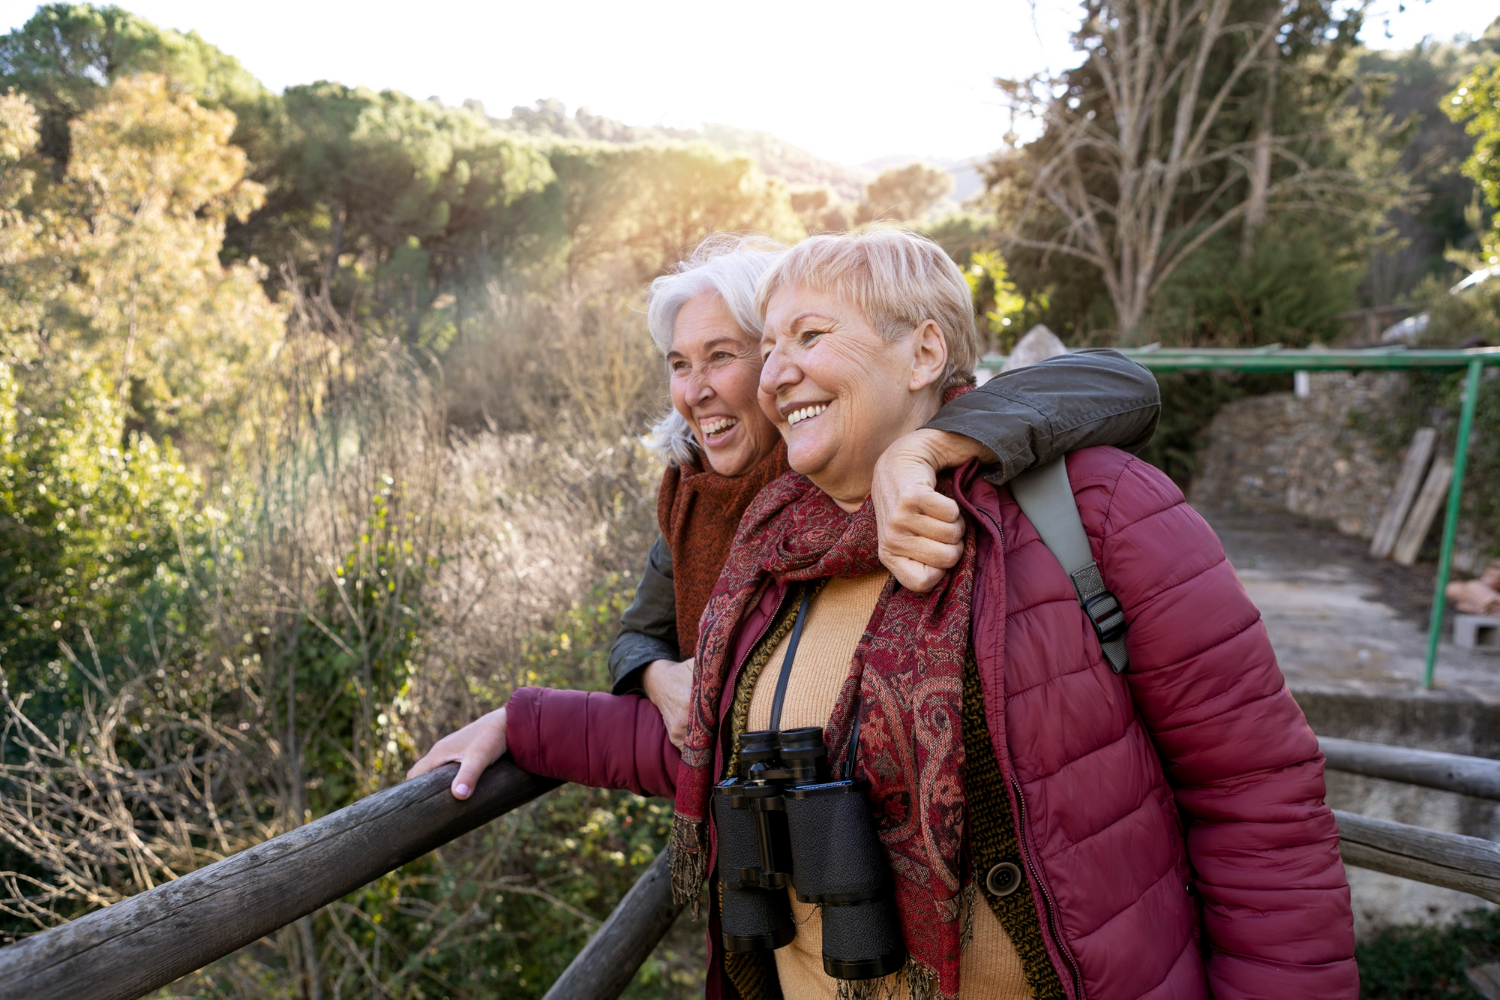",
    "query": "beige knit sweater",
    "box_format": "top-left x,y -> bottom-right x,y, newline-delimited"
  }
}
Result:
746,573 -> 1032,1000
